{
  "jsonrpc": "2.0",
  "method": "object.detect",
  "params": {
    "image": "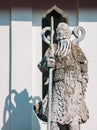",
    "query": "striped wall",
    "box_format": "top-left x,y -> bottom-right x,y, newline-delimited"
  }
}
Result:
0,6 -> 97,130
